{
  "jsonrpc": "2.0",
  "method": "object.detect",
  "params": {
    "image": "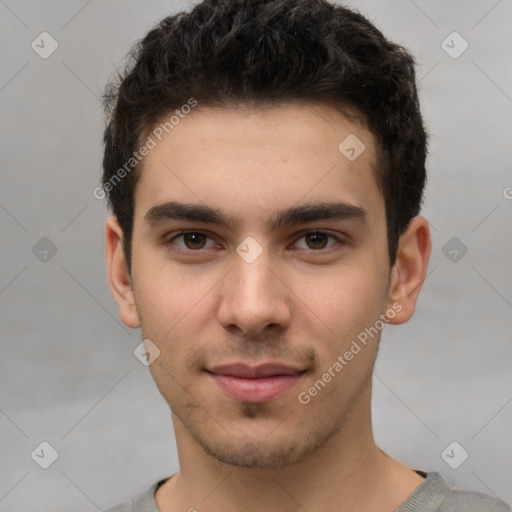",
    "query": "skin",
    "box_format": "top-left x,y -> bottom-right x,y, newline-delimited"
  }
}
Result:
106,102 -> 431,512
